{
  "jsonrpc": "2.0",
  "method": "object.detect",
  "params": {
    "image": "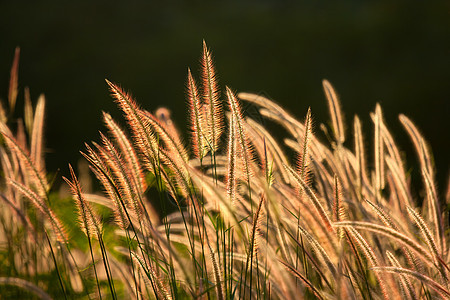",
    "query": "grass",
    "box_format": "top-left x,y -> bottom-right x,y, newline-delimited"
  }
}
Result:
0,42 -> 449,299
